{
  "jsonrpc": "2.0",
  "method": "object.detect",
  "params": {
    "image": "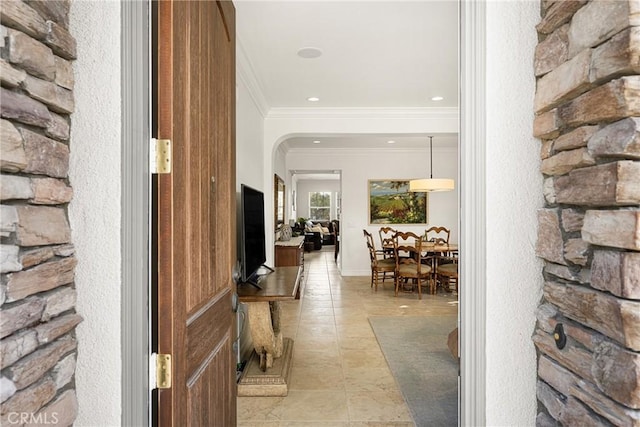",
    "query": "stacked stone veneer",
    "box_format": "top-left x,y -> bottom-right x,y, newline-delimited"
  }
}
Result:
533,1 -> 640,426
0,1 -> 80,425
